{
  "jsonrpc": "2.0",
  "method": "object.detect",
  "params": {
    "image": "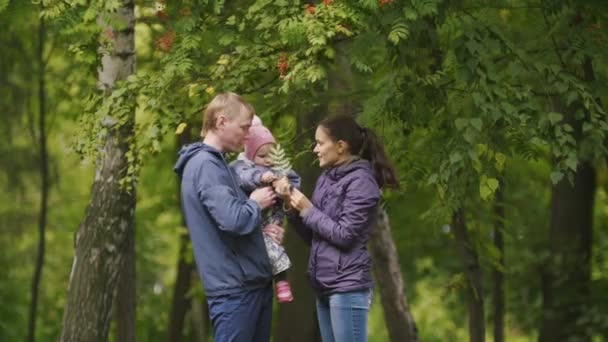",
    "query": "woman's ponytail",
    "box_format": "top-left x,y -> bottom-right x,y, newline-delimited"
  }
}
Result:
360,127 -> 399,189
